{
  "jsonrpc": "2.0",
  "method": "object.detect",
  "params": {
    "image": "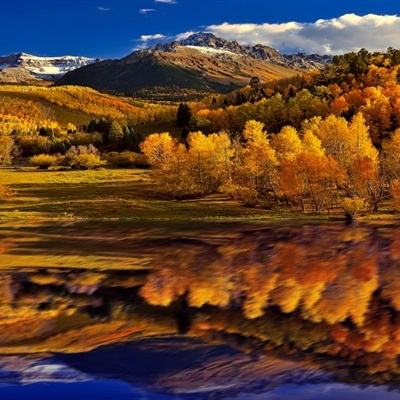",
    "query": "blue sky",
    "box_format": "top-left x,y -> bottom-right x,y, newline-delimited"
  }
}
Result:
1,0 -> 400,58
